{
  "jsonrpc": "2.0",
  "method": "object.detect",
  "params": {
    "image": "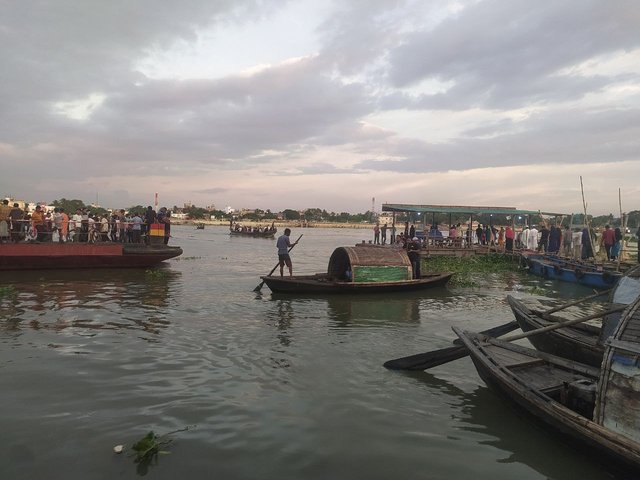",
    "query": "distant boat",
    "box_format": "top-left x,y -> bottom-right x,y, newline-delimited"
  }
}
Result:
522,253 -> 622,289
229,223 -> 277,238
195,223 -> 205,230
260,245 -> 452,294
0,242 -> 182,270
